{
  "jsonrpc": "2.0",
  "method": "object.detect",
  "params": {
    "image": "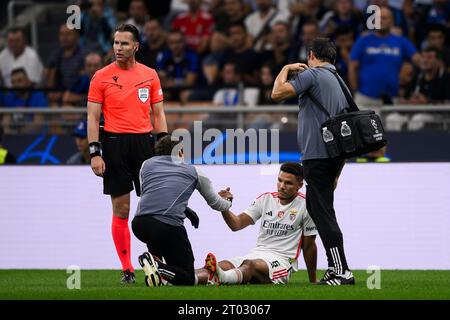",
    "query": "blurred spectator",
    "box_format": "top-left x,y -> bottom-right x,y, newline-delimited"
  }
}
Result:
172,0 -> 215,55
116,0 -> 171,21
261,21 -> 293,72
387,46 -> 450,131
415,0 -> 450,34
210,0 -> 249,52
409,46 -> 449,104
288,21 -> 319,63
0,125 -> 16,164
319,0 -> 362,39
156,30 -> 199,101
349,6 -> 421,107
221,23 -> 261,85
334,25 -> 355,85
66,120 -> 90,165
125,0 -> 150,36
80,0 -> 116,54
257,63 -> 275,105
63,52 -> 104,107
212,62 -> 259,107
136,19 -> 168,68
244,0 -> 285,52
423,24 -> 450,70
0,27 -> 43,87
291,0 -> 328,42
363,0 -> 409,36
203,22 -> 261,86
397,61 -> 416,101
2,68 -> 48,134
45,24 -> 87,106
203,61 -> 259,130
